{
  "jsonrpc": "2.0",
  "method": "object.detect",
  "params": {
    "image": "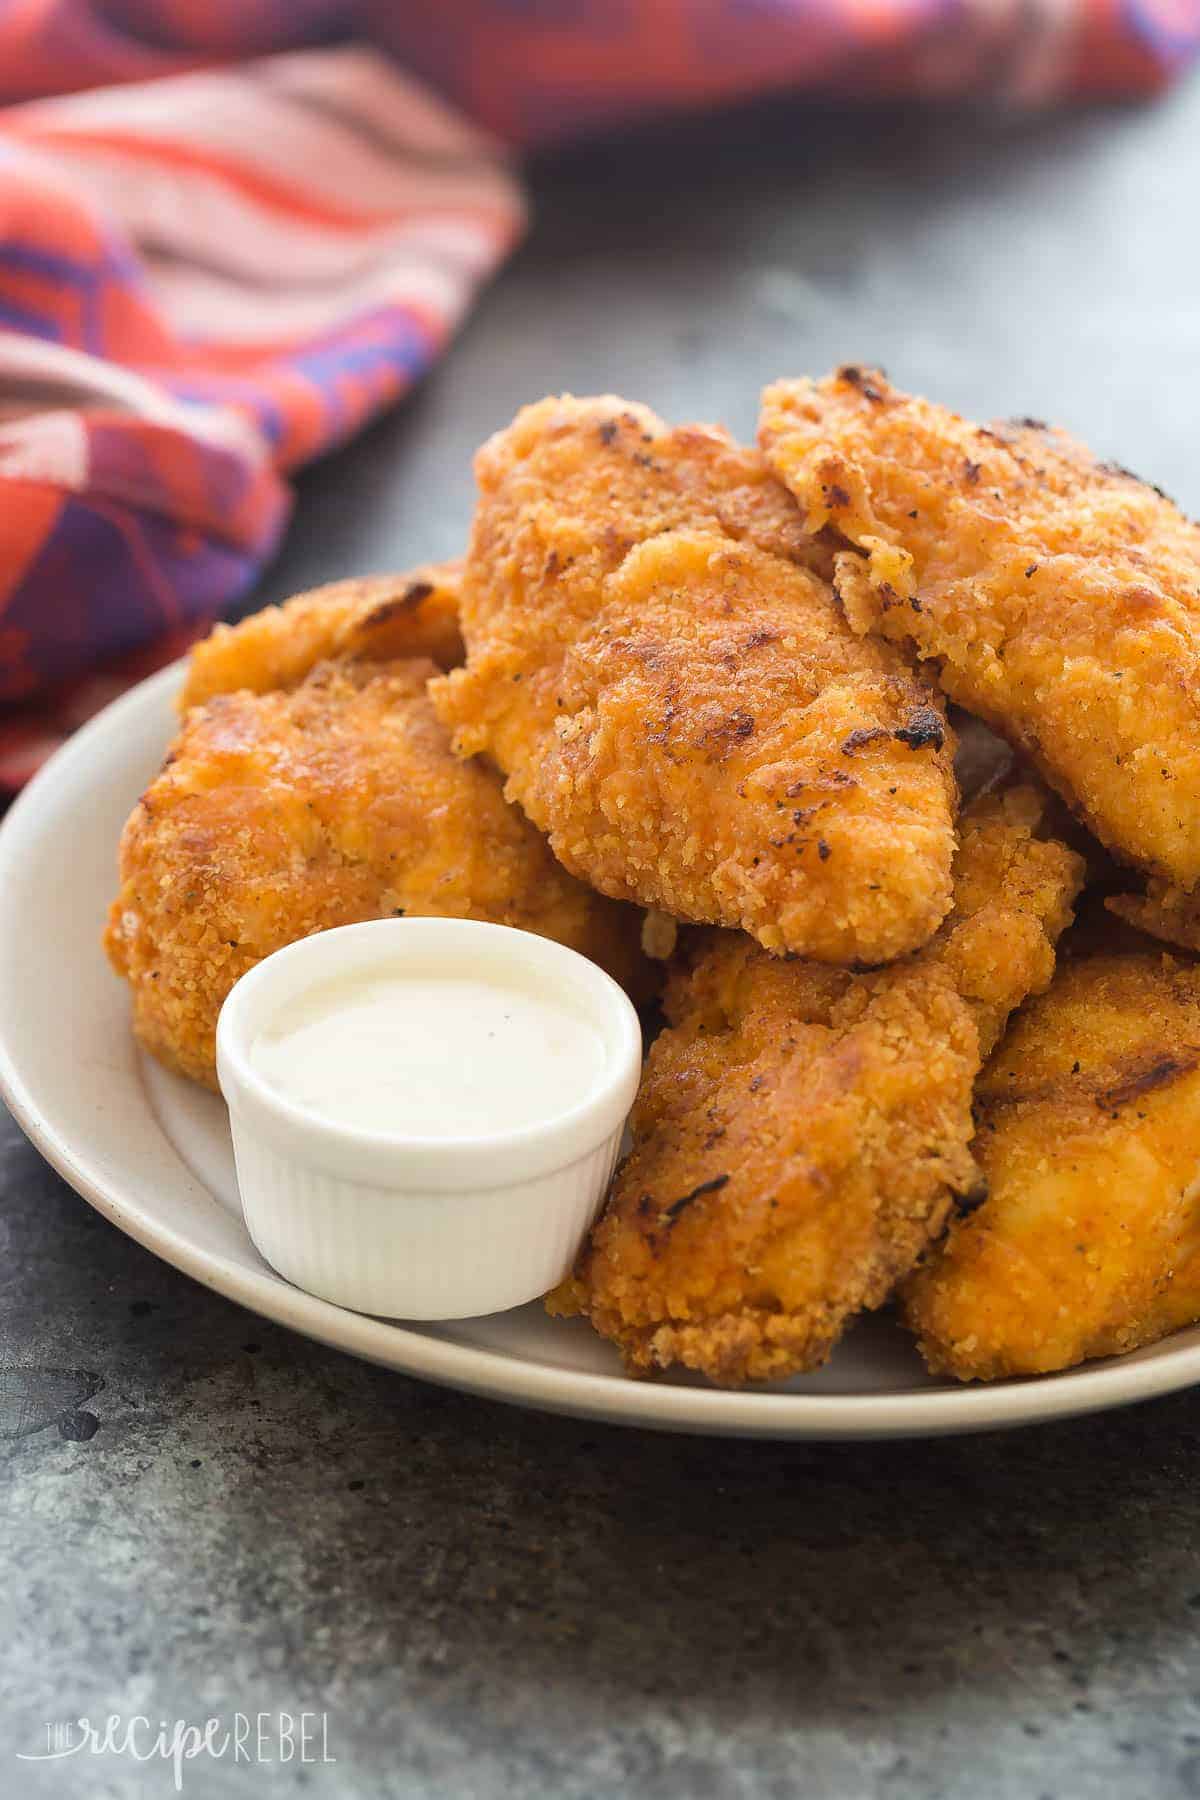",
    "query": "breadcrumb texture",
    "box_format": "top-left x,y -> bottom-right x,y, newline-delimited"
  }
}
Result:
1107,880 -> 1200,954
904,949 -> 1200,1380
431,395 -> 959,964
549,784 -> 1083,1386
106,656 -> 648,1088
181,564 -> 464,708
760,367 -> 1200,887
